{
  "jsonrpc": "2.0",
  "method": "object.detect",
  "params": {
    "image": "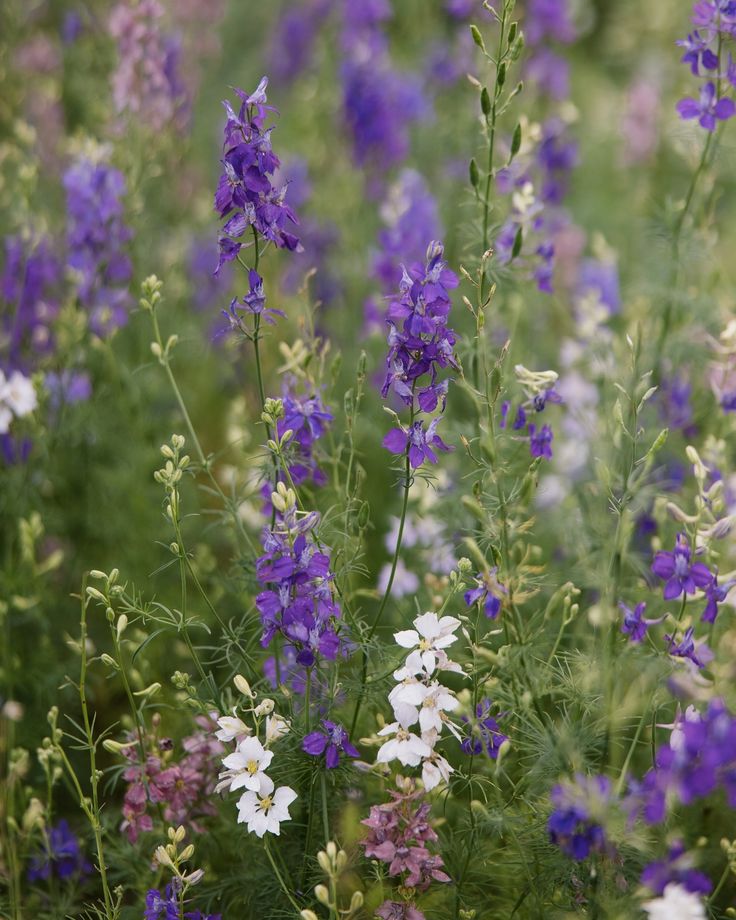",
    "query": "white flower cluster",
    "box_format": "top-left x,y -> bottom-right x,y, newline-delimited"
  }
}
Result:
376,611 -> 463,791
642,883 -> 705,920
215,684 -> 296,838
0,369 -> 37,434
